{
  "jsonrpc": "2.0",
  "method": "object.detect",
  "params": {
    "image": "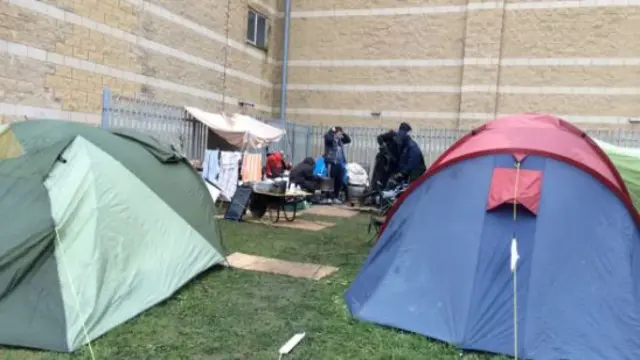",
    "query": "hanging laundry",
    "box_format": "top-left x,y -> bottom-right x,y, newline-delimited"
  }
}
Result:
202,151 -> 210,179
201,149 -> 220,183
217,151 -> 242,200
204,180 -> 222,203
242,153 -> 263,183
